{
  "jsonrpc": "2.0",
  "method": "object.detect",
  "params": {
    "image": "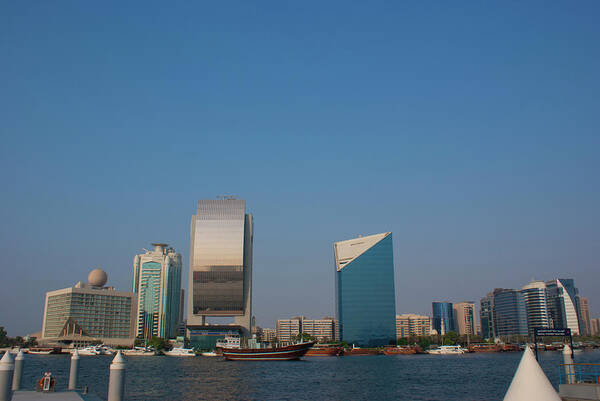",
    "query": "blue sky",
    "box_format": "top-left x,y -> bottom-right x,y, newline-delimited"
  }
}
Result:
1,1 -> 599,335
